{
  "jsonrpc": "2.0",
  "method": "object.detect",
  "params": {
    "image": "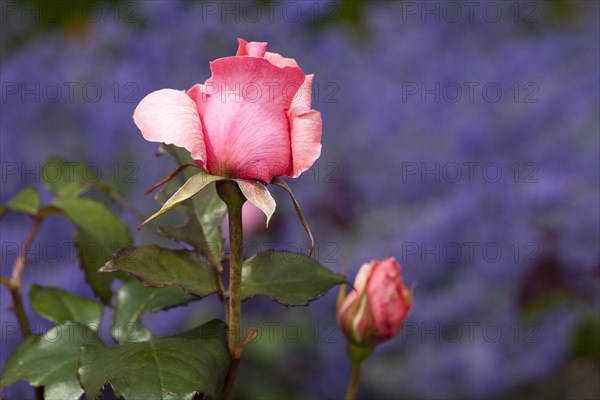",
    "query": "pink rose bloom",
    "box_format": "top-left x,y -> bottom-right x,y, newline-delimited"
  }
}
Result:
337,258 -> 412,346
133,38 -> 322,183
